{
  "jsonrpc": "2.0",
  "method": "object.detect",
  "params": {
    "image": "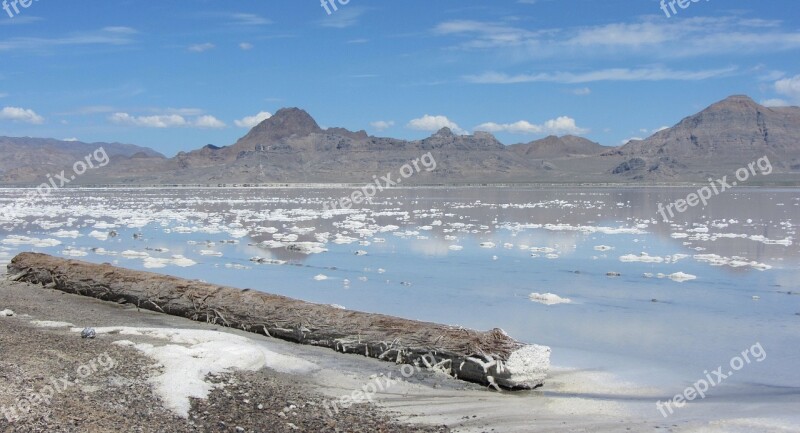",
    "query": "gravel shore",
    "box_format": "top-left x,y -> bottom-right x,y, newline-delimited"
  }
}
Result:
0,279 -> 449,433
